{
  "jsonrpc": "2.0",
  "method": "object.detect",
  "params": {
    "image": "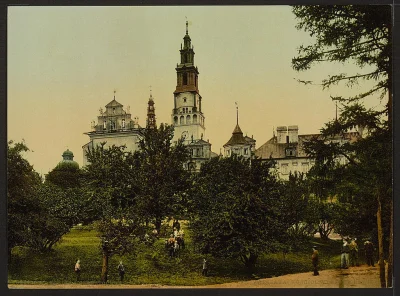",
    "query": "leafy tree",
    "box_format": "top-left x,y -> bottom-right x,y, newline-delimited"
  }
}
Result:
46,163 -> 82,189
189,156 -> 283,268
26,184 -> 84,251
292,5 -> 392,287
83,143 -> 144,283
133,124 -> 190,232
278,173 -> 315,251
7,141 -> 42,258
